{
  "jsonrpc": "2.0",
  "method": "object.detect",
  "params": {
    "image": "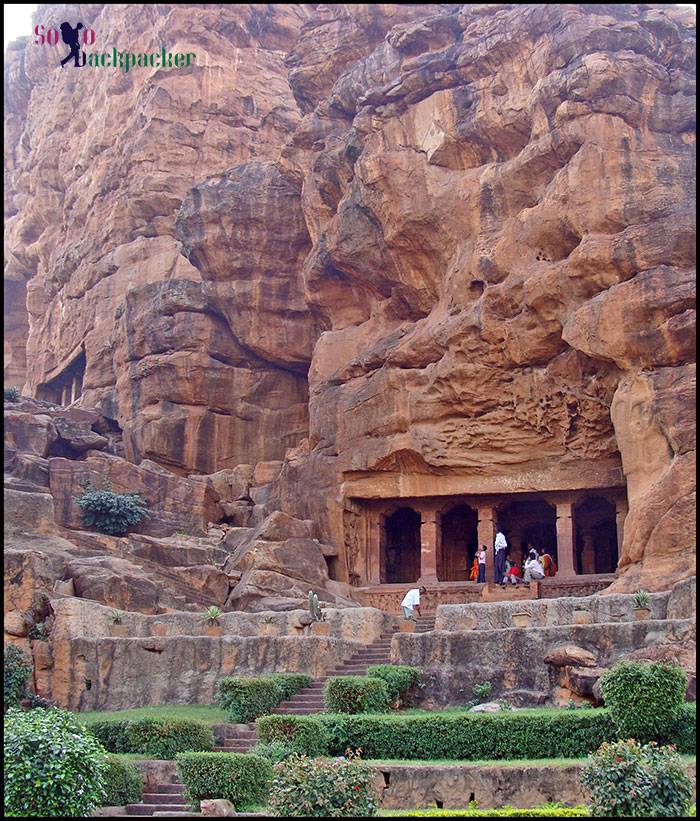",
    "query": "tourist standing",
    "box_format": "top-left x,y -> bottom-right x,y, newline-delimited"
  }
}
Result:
523,550 -> 545,583
400,586 -> 426,620
477,545 -> 487,583
469,555 -> 479,581
494,530 -> 507,584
